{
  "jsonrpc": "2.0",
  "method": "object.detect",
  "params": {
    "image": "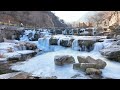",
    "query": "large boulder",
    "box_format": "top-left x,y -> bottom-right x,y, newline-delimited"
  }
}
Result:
54,55 -> 75,66
100,45 -> 120,62
5,50 -> 36,63
96,59 -> 107,69
73,63 -> 97,71
60,39 -> 72,47
86,56 -> 98,63
33,33 -> 39,41
18,42 -> 37,50
86,56 -> 106,69
85,68 -> 102,75
77,56 -> 88,63
78,40 -> 95,51
49,37 -> 58,45
76,56 -> 107,69
79,63 -> 97,71
73,63 -> 81,70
